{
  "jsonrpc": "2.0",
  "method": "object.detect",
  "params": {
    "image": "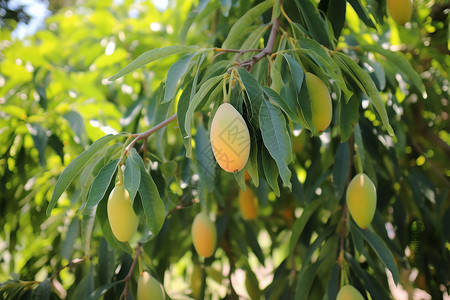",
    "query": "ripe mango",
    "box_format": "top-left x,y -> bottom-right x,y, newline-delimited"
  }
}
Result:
191,212 -> 217,257
239,186 -> 259,220
210,103 -> 250,173
388,0 -> 412,26
346,173 -> 377,229
305,72 -> 332,133
137,271 -> 165,300
107,183 -> 139,242
336,285 -> 365,300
